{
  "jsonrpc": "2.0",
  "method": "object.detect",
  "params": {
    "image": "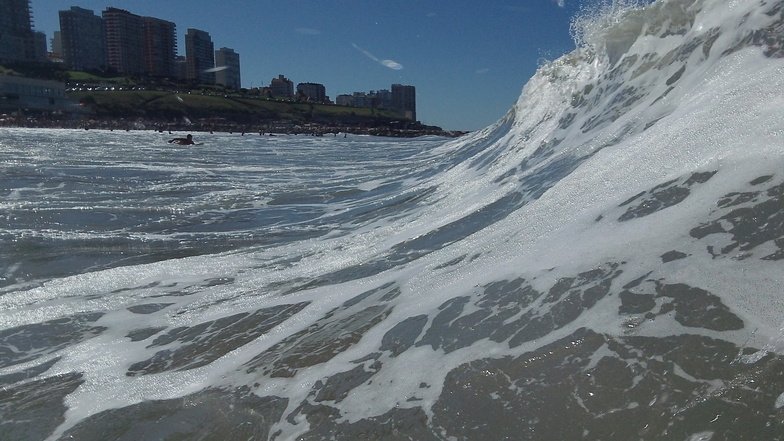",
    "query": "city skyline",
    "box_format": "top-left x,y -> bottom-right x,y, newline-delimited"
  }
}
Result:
29,1 -> 583,131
